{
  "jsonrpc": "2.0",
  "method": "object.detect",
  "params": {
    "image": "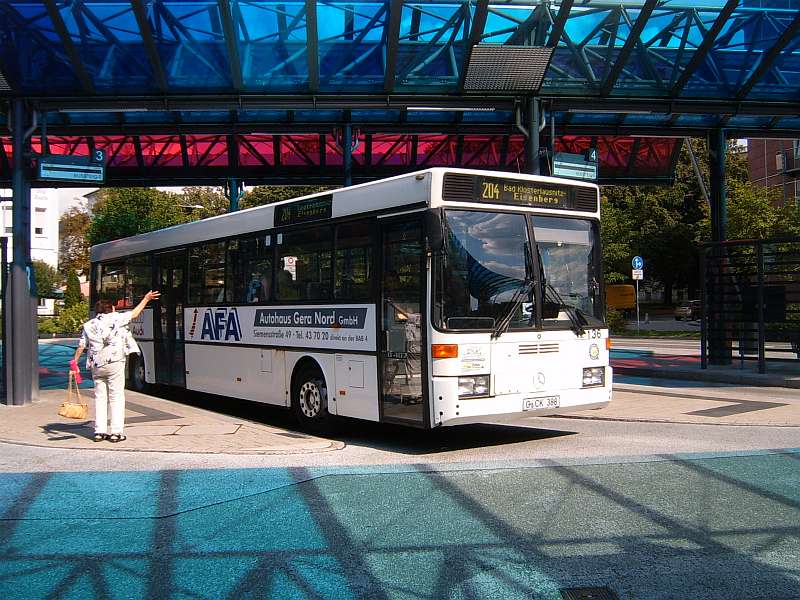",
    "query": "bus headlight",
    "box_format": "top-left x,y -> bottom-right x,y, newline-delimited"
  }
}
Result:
458,375 -> 490,397
582,367 -> 605,387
